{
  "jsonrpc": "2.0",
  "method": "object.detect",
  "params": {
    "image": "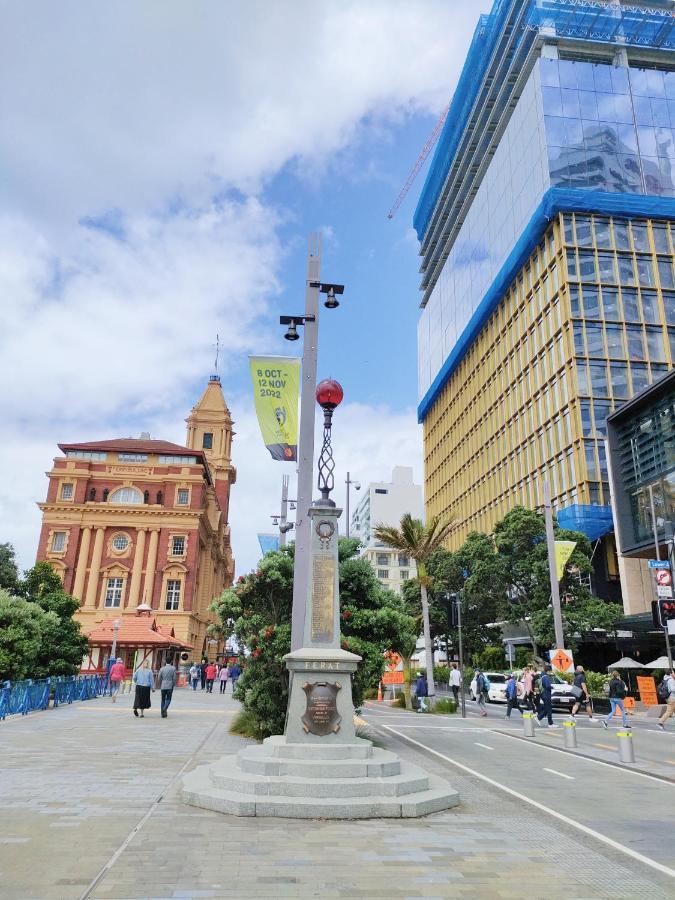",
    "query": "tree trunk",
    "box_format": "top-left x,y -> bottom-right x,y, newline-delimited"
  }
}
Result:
403,655 -> 412,710
420,583 -> 436,702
